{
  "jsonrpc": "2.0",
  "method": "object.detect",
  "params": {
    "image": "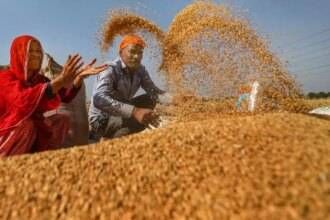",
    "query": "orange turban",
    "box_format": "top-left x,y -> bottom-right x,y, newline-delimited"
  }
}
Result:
119,35 -> 146,51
